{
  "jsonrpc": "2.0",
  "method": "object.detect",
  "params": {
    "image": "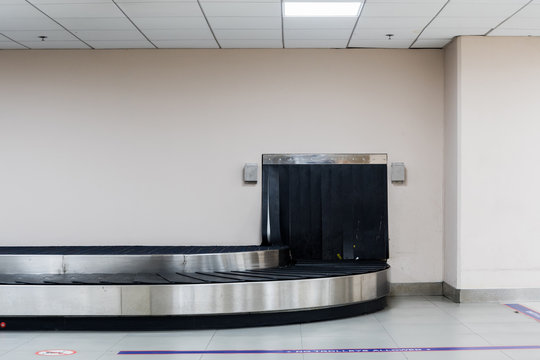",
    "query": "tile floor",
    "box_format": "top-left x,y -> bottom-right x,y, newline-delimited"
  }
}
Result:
0,296 -> 539,359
